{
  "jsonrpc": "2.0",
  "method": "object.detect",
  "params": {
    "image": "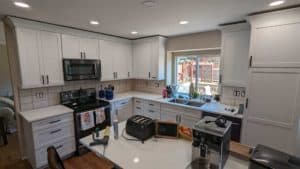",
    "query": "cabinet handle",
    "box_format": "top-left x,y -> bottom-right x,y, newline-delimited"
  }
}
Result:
56,145 -> 63,149
136,107 -> 141,110
249,56 -> 253,68
152,77 -> 156,79
149,110 -> 155,113
219,74 -> 222,83
128,72 -> 130,78
148,72 -> 151,78
149,104 -> 154,106
136,101 -> 141,103
41,75 -> 45,84
49,119 -> 61,124
245,98 -> 249,109
121,102 -> 127,105
116,72 -> 118,79
50,129 -> 62,134
80,52 -> 82,59
84,52 -> 86,59
46,75 -> 49,84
